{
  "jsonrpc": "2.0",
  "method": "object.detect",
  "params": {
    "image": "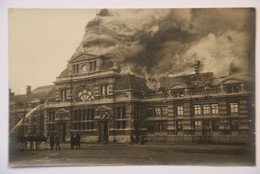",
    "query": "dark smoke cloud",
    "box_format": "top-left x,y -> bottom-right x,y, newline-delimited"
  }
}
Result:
72,9 -> 255,88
